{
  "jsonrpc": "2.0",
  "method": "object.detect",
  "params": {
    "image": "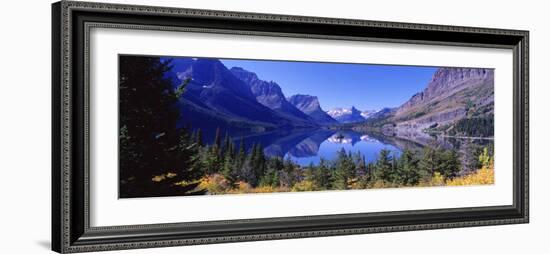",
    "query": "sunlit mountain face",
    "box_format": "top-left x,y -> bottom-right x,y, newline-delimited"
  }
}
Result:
326,106 -> 372,123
